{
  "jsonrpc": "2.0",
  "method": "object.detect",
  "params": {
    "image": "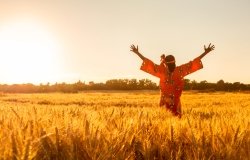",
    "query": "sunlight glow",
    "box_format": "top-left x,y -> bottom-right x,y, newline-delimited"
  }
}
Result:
0,19 -> 63,84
